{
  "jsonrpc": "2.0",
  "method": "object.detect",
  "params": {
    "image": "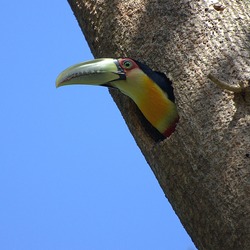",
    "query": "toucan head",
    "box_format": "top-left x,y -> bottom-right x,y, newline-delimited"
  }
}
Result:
56,58 -> 178,137
56,58 -> 175,102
